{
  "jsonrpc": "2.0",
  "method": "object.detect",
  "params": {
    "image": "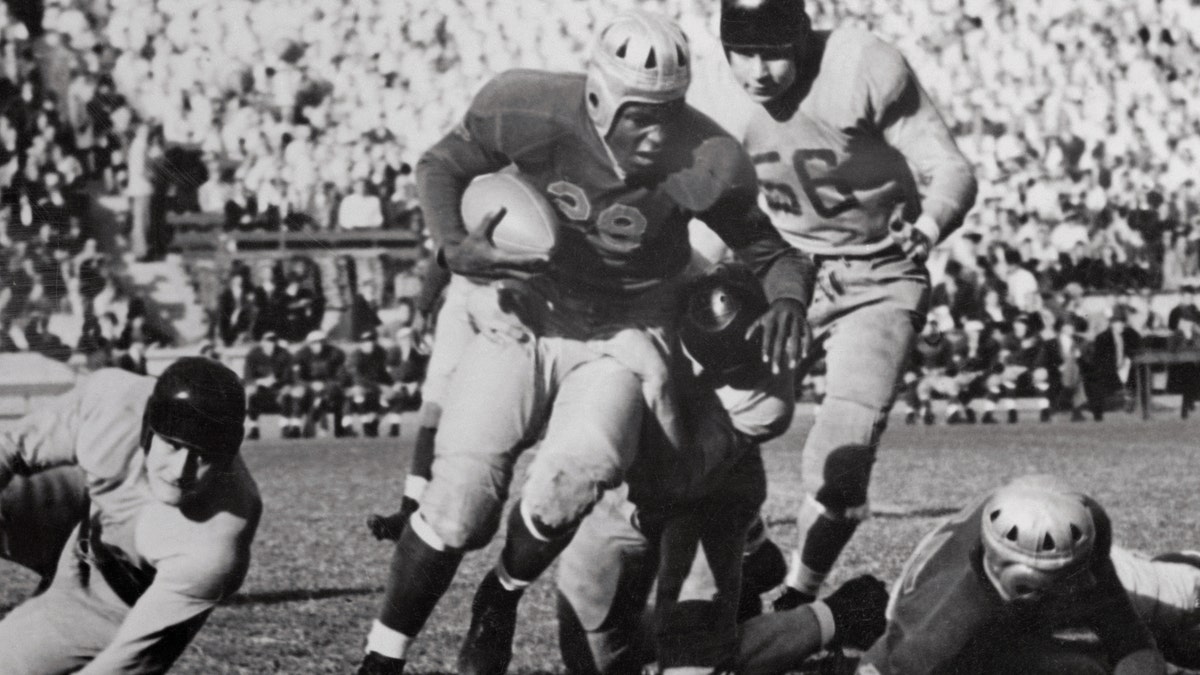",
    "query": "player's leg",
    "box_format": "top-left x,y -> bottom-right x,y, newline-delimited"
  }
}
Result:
0,533 -> 125,673
777,257 -> 926,610
359,335 -> 548,673
369,277 -> 476,541
459,350 -> 644,674
556,487 -> 657,675
654,449 -> 765,674
1111,546 -> 1200,668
